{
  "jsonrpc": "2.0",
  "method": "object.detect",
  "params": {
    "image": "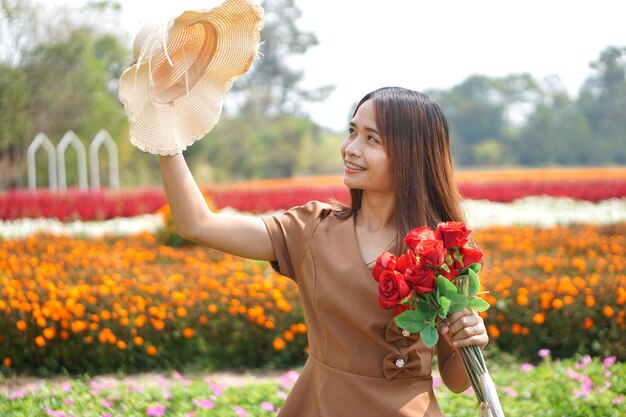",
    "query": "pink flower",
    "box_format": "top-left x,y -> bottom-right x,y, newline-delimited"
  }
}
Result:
500,387 -> 518,397
192,399 -> 215,409
205,382 -> 223,396
61,382 -> 72,392
519,363 -> 534,372
537,349 -> 551,358
279,370 -> 300,389
146,405 -> 166,416
260,402 -> 275,412
100,400 -> 113,408
602,356 -> 617,368
101,414 -> 112,417
432,377 -> 442,389
45,409 -> 66,417
8,390 -> 27,400
613,397 -> 624,404
64,398 -> 74,405
233,406 -> 249,417
277,390 -> 288,399
173,371 -> 191,385
575,355 -> 591,369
